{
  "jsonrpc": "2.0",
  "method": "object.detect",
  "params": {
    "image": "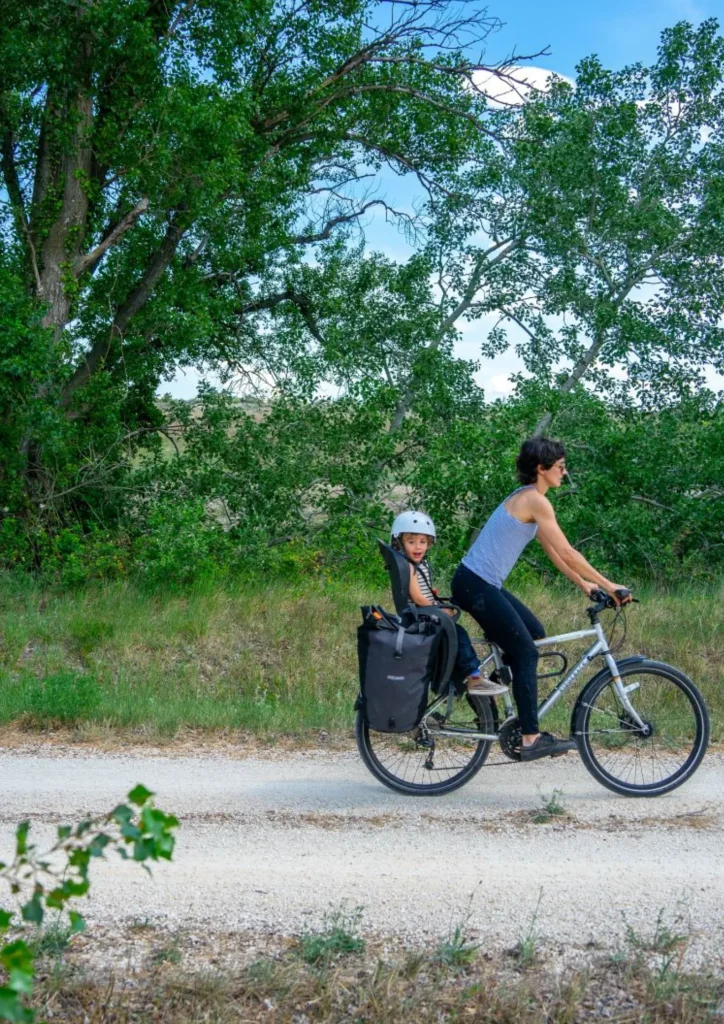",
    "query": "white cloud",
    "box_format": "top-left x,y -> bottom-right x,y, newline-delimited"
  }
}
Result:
487,373 -> 517,398
471,65 -> 574,107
